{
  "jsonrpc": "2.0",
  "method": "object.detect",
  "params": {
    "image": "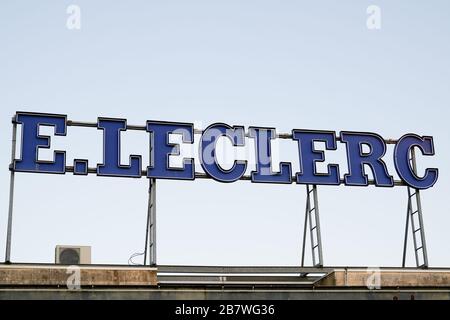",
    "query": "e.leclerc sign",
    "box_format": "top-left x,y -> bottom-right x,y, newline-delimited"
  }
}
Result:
12,111 -> 438,190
